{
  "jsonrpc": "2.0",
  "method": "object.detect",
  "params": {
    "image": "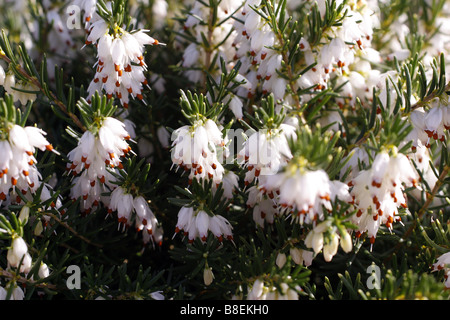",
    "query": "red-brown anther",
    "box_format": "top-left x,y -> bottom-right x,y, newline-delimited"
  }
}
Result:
250,50 -> 256,56
85,40 -> 92,45
127,87 -> 133,93
11,177 -> 17,186
29,182 -> 34,188
99,176 -> 105,184
400,203 -> 407,208
0,192 -> 6,201
197,166 -> 203,174
22,170 -> 29,177
211,163 -> 217,170
16,195 -> 21,203
93,200 -> 99,207
356,209 -> 363,217
118,162 -> 124,170
84,163 -> 90,169
107,93 -> 113,99
373,214 -> 378,221
147,228 -> 153,235
94,77 -> 99,83
371,180 -> 382,188
268,192 -> 274,199
90,180 -> 95,187
102,76 -> 108,83
265,75 -> 271,81
21,189 -> 27,195
137,94 -> 144,100
255,168 -> 261,177
261,52 -> 267,60
356,39 -> 363,49
261,212 -> 266,219
370,236 -> 376,244
208,173 -> 213,179
115,81 -> 120,87
83,194 -> 88,200
355,231 -> 361,238
114,64 -> 120,72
